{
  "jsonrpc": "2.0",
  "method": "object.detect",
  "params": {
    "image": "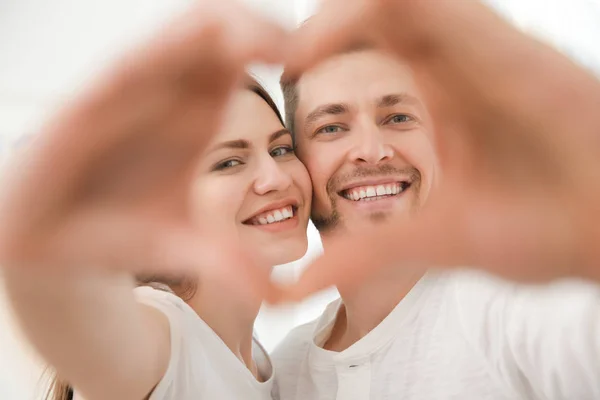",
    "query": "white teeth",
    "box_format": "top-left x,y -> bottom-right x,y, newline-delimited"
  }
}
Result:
274,210 -> 284,221
252,206 -> 294,225
344,182 -> 407,201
